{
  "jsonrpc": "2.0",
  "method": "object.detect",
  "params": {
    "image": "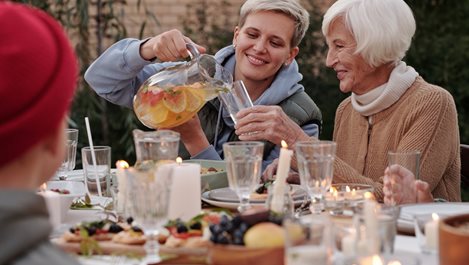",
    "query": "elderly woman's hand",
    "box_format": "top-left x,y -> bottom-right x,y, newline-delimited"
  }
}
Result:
383,164 -> 433,205
234,105 -> 310,147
